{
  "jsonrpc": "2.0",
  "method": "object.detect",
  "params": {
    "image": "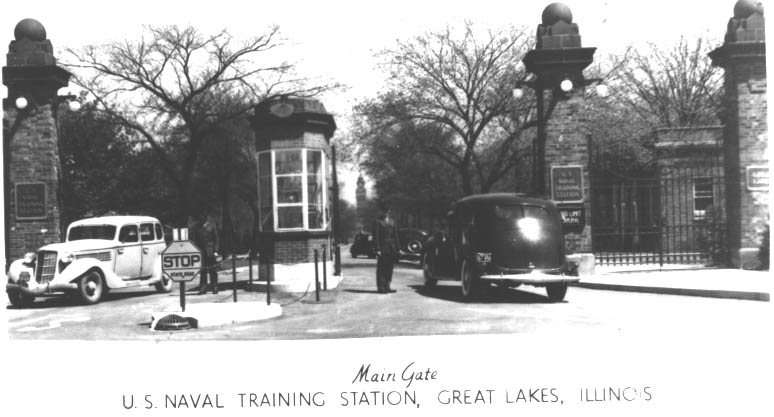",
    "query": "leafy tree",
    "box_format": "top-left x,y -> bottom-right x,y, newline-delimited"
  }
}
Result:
58,99 -> 180,226
65,25 -> 340,222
